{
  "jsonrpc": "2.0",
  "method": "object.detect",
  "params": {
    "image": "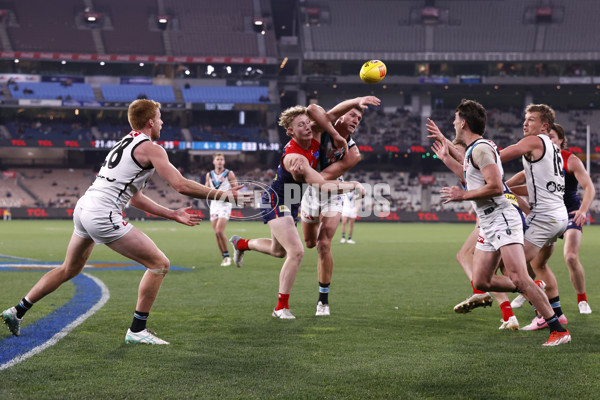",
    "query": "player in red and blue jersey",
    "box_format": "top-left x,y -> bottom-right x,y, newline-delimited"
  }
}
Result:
260,134 -> 321,224
229,105 -> 364,319
529,123 -> 595,314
